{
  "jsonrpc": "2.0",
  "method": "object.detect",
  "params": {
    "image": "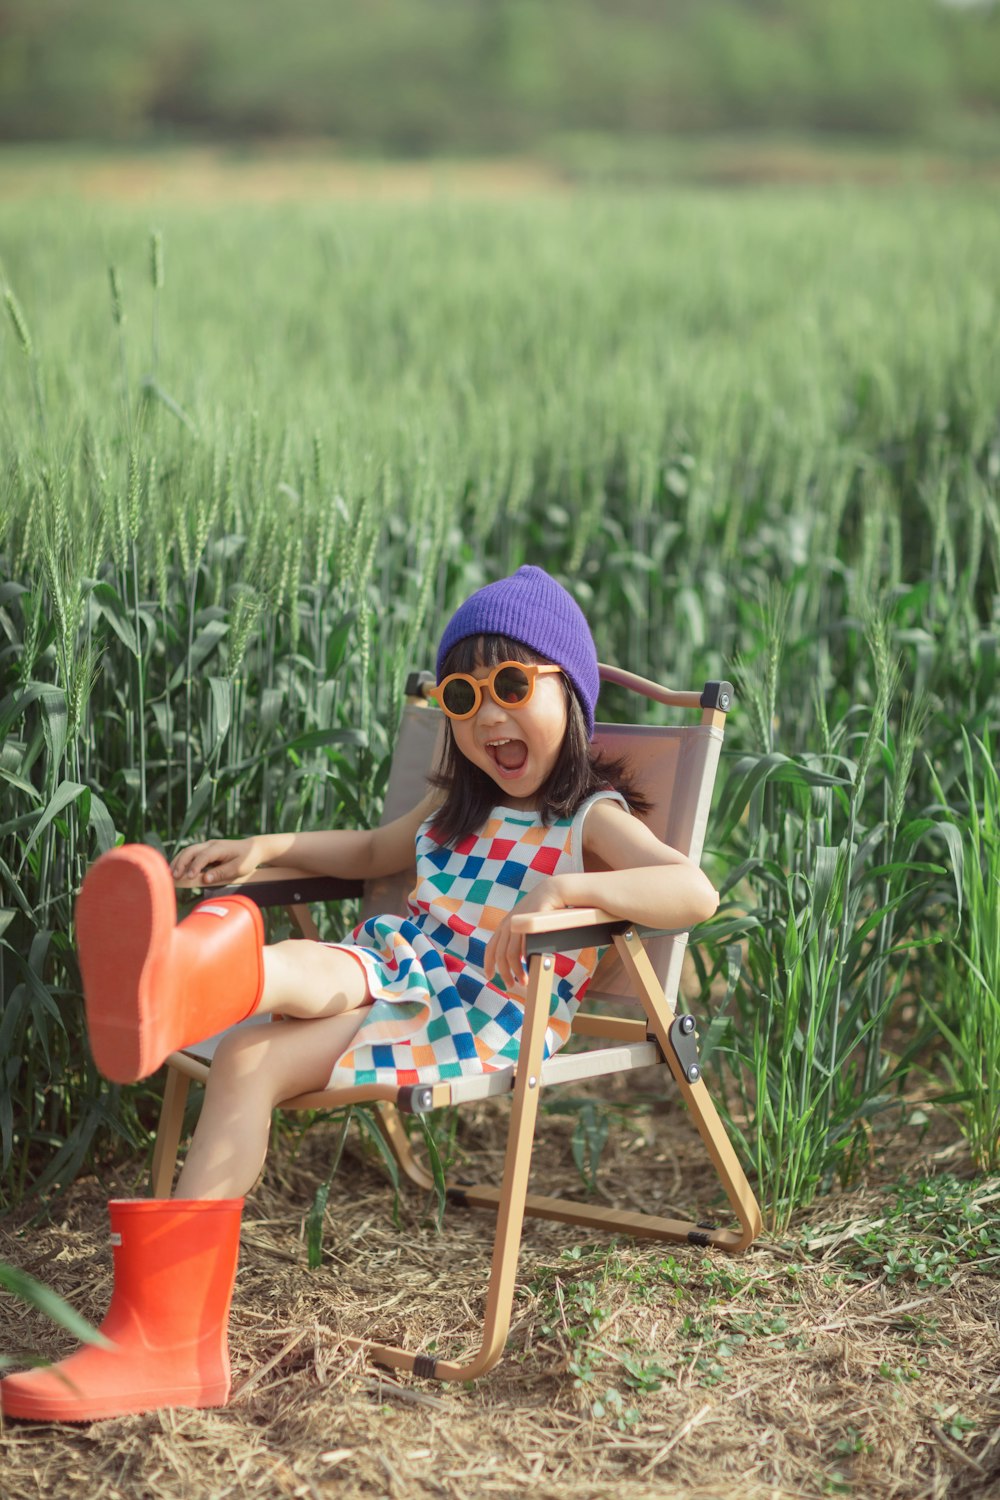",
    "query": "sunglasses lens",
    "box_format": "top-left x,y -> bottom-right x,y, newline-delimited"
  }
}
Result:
493,665 -> 532,705
441,678 -> 477,716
